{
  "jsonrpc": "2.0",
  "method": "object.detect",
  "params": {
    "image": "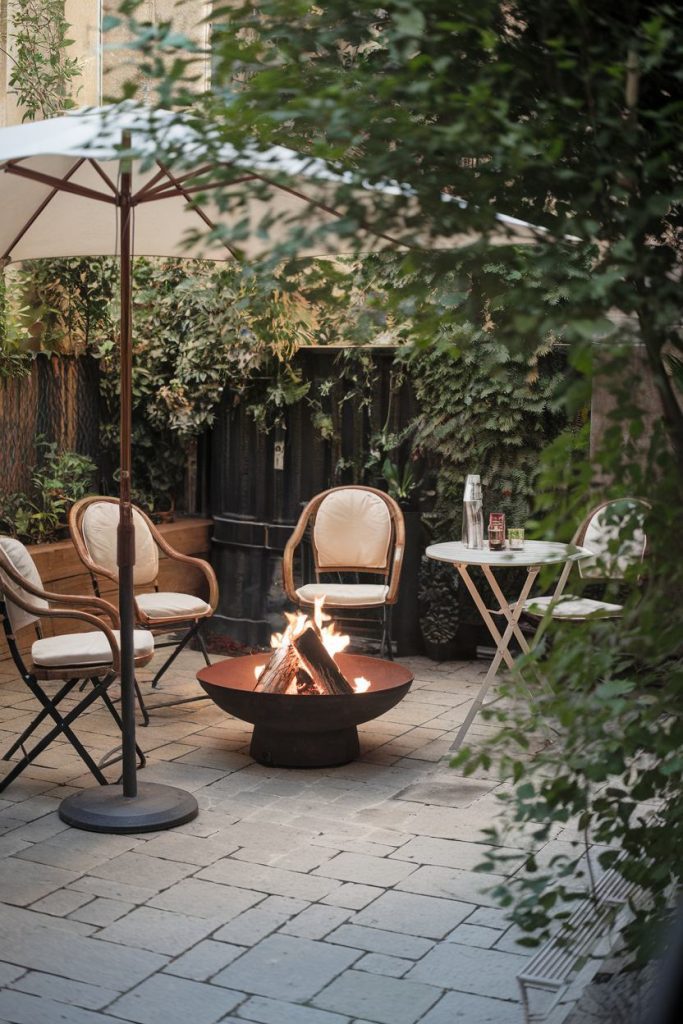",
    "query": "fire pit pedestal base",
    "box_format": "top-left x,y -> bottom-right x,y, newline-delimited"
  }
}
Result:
251,724 -> 359,768
197,652 -> 413,769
